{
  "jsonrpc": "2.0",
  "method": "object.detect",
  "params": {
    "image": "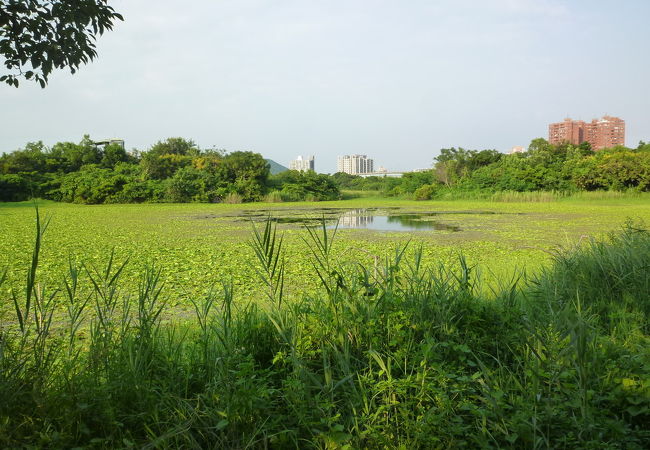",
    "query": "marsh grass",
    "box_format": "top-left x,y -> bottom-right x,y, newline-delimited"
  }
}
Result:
431,189 -> 647,203
0,213 -> 649,448
223,193 -> 244,204
263,191 -> 284,203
